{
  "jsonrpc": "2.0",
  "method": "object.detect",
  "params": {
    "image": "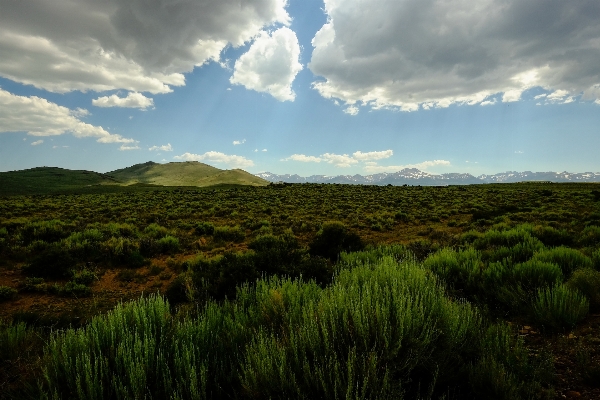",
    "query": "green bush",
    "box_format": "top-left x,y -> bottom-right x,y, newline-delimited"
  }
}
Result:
470,323 -> 554,399
532,247 -> 593,278
0,285 -> 17,301
143,223 -> 168,239
213,225 -> 245,242
510,260 -> 563,293
566,268 -> 600,312
72,268 -> 98,285
0,320 -> 33,361
58,281 -> 92,297
41,255 -> 554,399
423,247 -> 482,294
309,221 -> 364,262
532,284 -> 589,331
20,219 -> 70,244
195,221 -> 215,235
157,235 -> 180,254
531,225 -> 573,247
579,225 -> 600,247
